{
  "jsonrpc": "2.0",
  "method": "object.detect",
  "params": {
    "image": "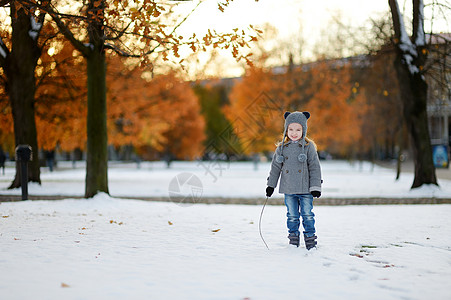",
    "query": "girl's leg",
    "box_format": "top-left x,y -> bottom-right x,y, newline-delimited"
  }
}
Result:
284,194 -> 300,236
299,193 -> 316,237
